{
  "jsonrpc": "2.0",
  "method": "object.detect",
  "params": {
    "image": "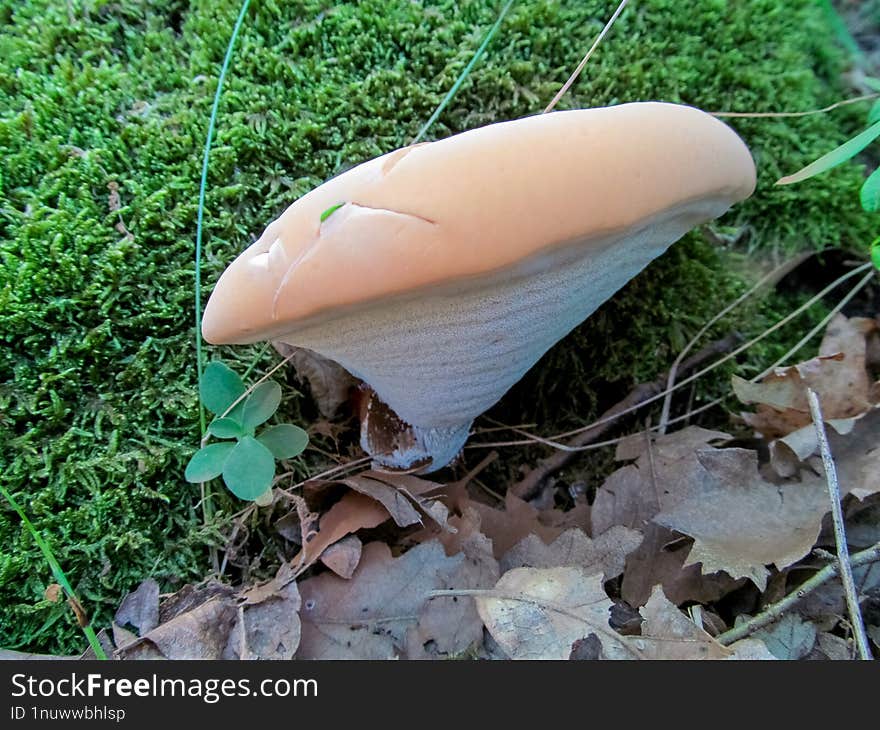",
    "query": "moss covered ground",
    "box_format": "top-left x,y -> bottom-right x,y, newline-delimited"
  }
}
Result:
0,0 -> 874,653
